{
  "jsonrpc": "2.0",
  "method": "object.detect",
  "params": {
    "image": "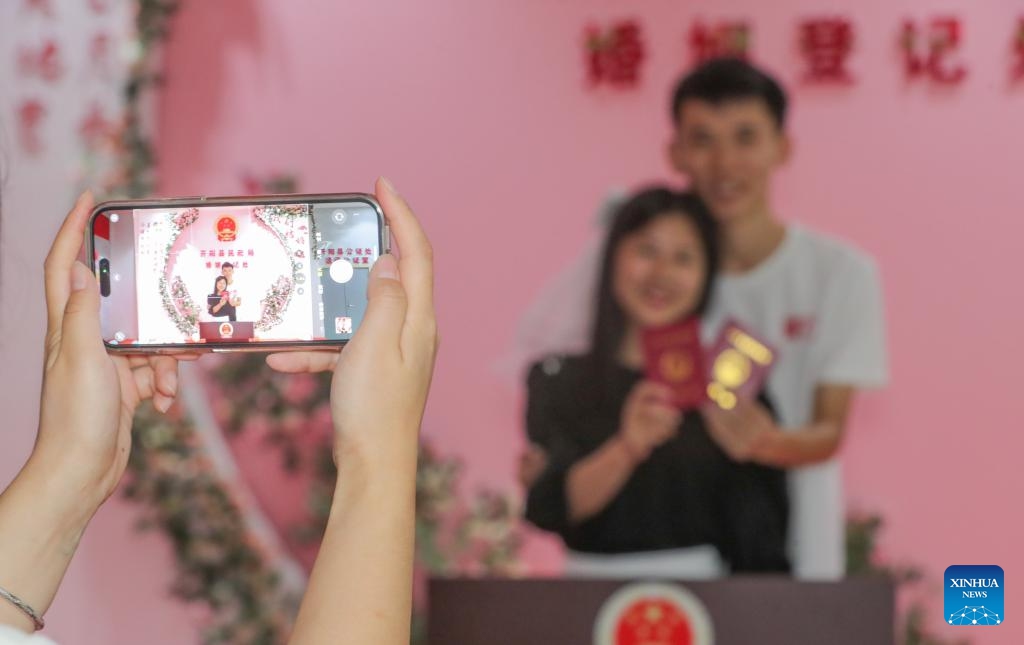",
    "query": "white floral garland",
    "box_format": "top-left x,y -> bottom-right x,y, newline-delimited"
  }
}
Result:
251,205 -> 309,332
159,208 -> 202,336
